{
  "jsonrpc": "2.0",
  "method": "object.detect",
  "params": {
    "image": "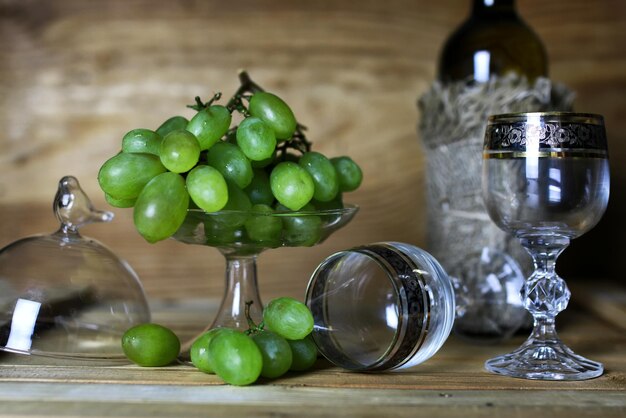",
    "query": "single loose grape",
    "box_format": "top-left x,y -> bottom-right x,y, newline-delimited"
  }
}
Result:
208,329 -> 263,386
330,156 -> 363,192
186,165 -> 229,213
133,172 -> 189,243
236,116 -> 277,161
186,105 -> 232,150
159,129 -> 201,173
299,151 -> 339,202
206,142 -> 254,189
190,328 -> 225,374
287,336 -> 318,371
156,116 -> 189,137
98,153 -> 166,200
270,162 -> 314,211
248,92 -> 297,140
122,129 -> 162,155
263,297 -> 314,341
251,330 -> 293,379
121,323 -> 180,367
